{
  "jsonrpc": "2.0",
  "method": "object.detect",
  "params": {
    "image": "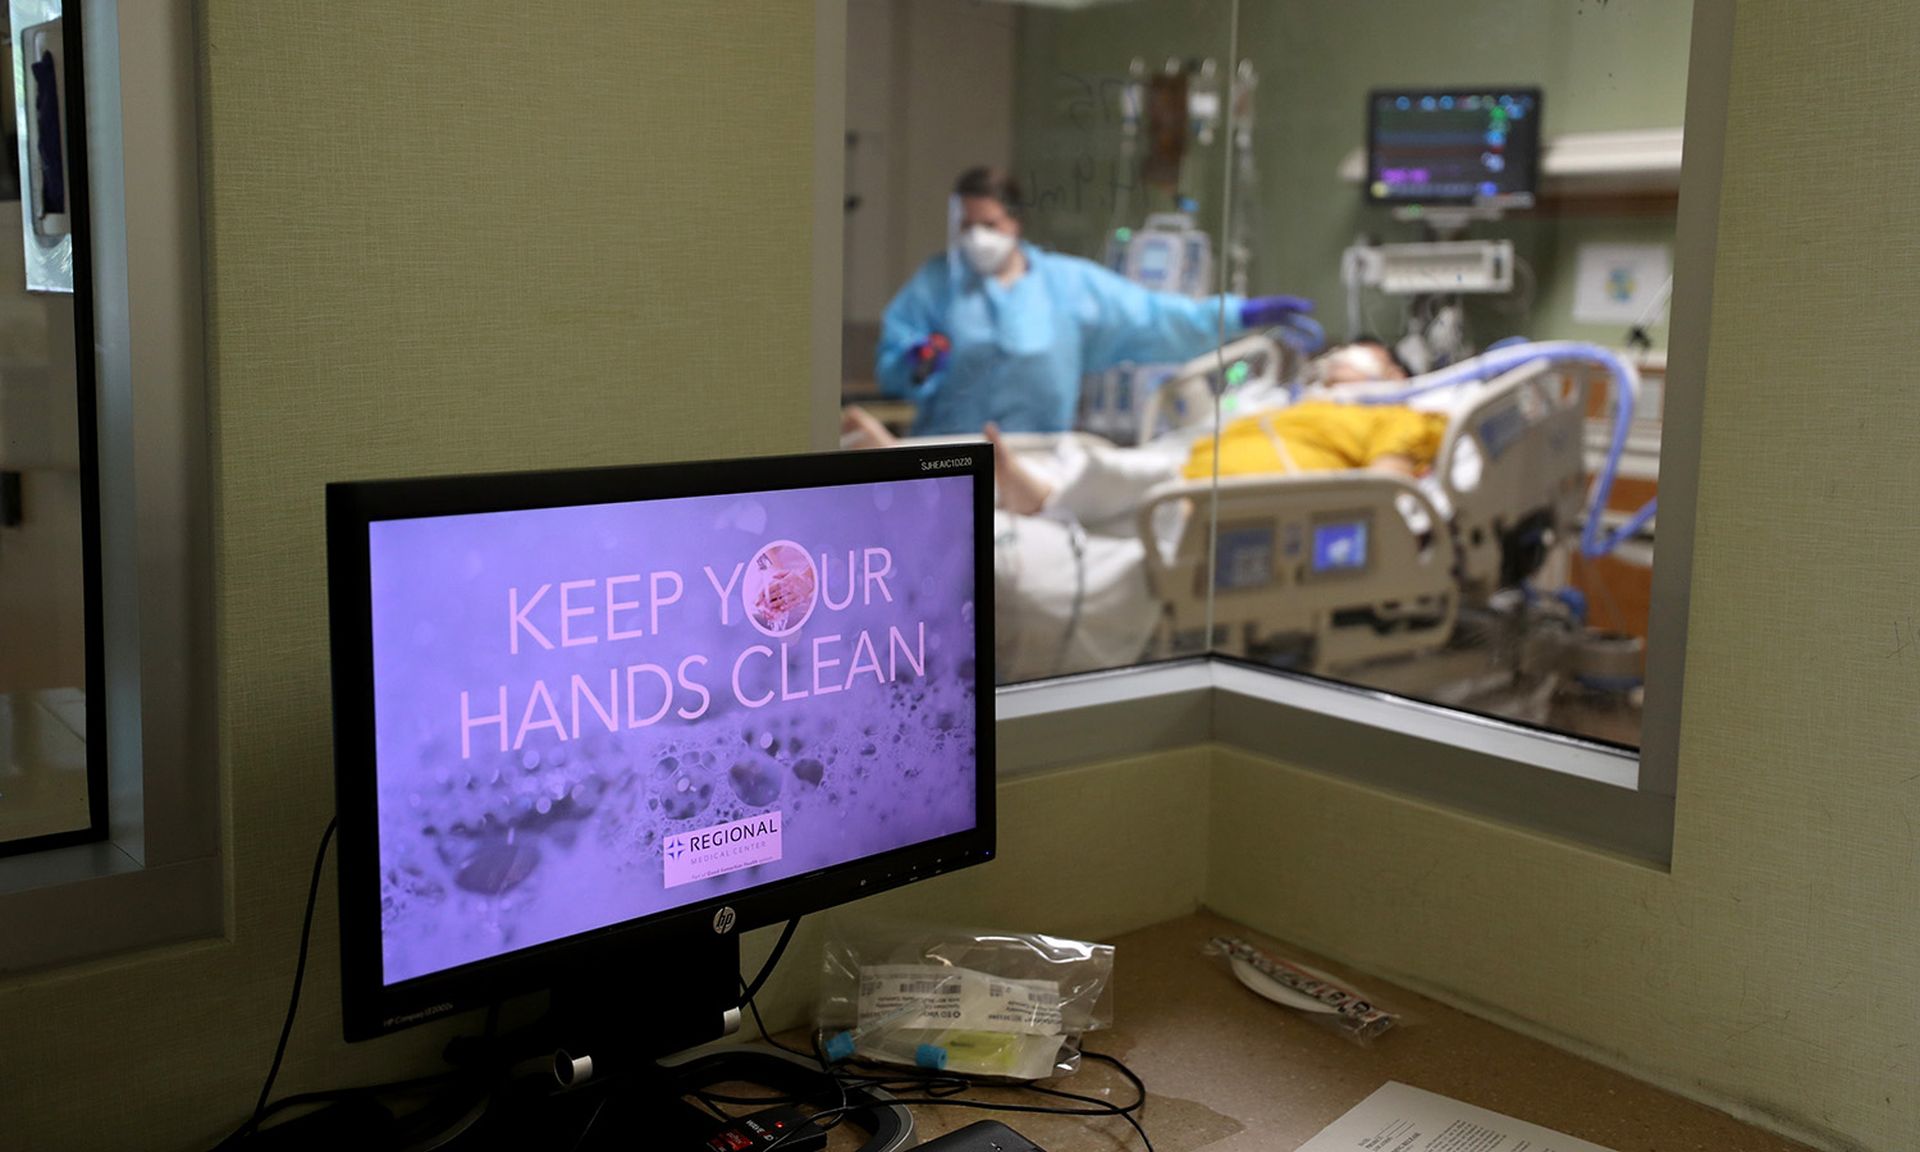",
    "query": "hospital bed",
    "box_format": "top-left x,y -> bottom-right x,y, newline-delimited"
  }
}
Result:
877,338 -> 1650,722
1135,333 -> 1297,444
1134,354 -> 1589,674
